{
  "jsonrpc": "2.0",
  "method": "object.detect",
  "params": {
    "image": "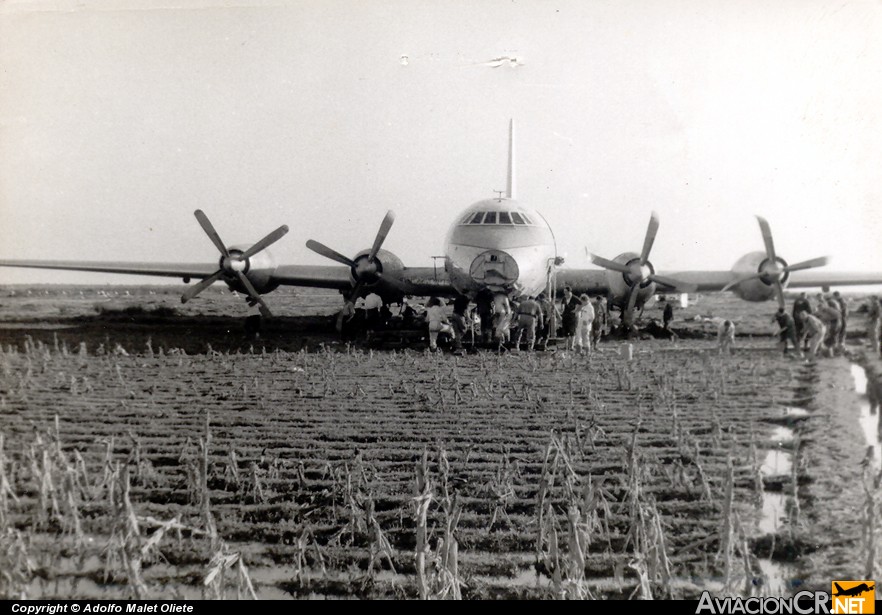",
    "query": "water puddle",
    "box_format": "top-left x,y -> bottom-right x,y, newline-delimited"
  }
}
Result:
850,364 -> 881,470
756,424 -> 798,594
761,449 -> 792,477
